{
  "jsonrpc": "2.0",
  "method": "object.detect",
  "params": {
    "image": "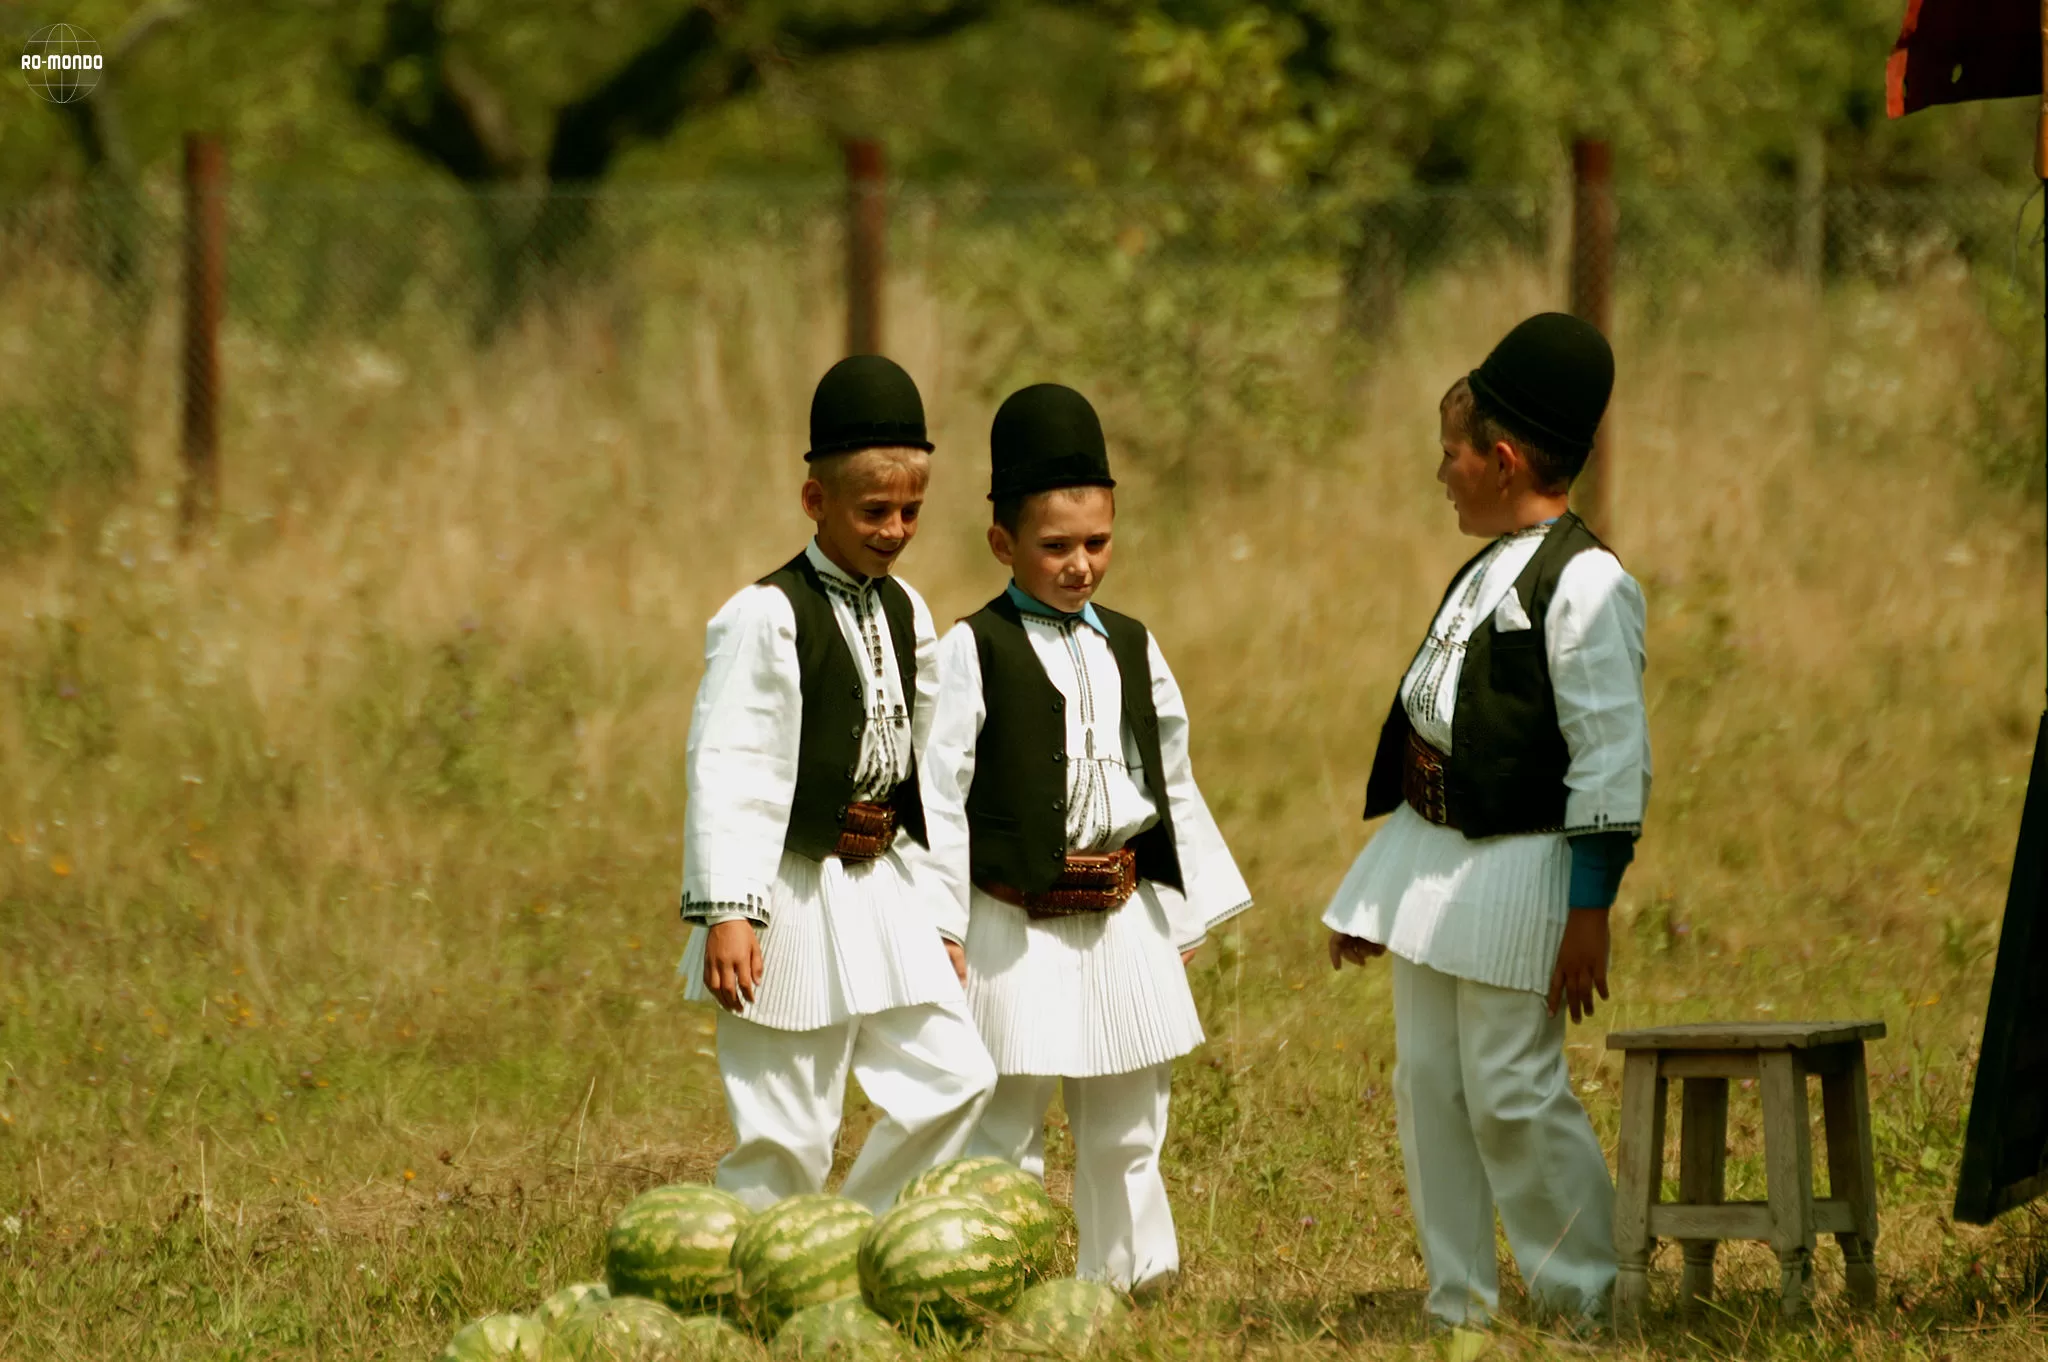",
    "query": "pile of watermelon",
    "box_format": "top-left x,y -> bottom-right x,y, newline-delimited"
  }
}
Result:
434,1157 -> 1131,1361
